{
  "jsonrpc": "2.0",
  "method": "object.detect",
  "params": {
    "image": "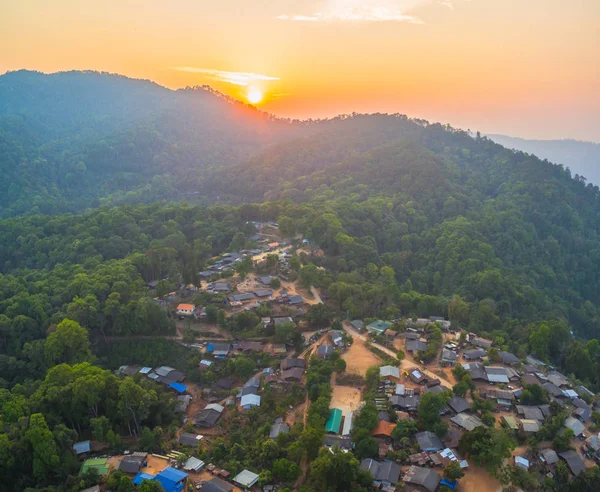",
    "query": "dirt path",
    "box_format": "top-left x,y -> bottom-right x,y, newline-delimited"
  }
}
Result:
310,286 -> 323,304
457,465 -> 502,492
342,321 -> 452,388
